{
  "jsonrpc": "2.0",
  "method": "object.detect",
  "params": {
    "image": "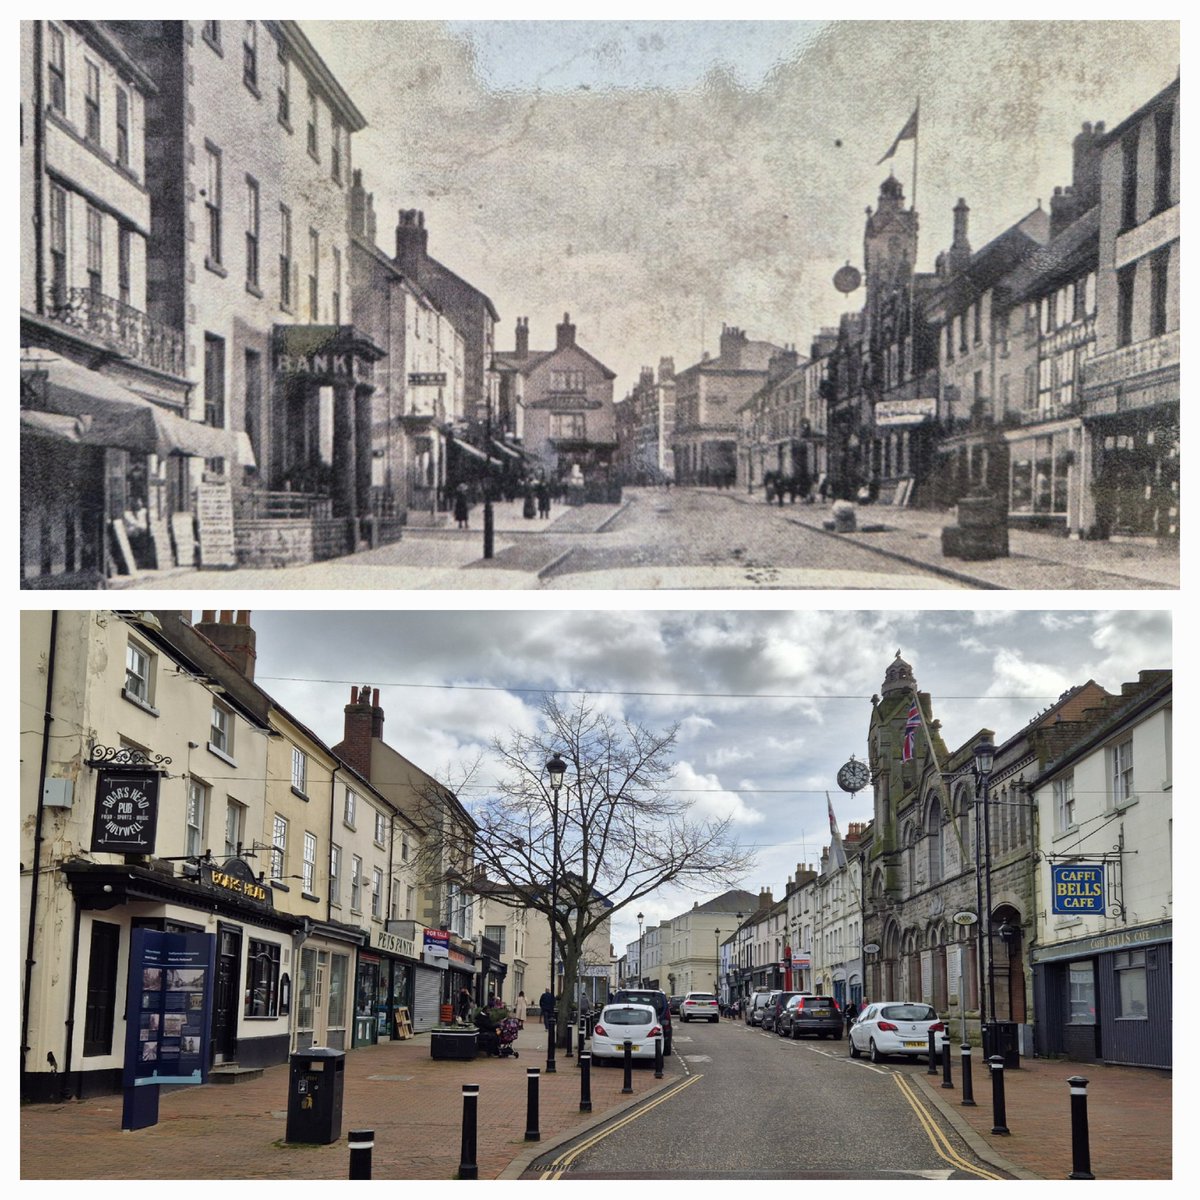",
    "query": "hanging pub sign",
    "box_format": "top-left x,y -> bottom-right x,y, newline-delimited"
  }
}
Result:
1051,864 -> 1106,913
201,857 -> 273,910
91,768 -> 161,854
